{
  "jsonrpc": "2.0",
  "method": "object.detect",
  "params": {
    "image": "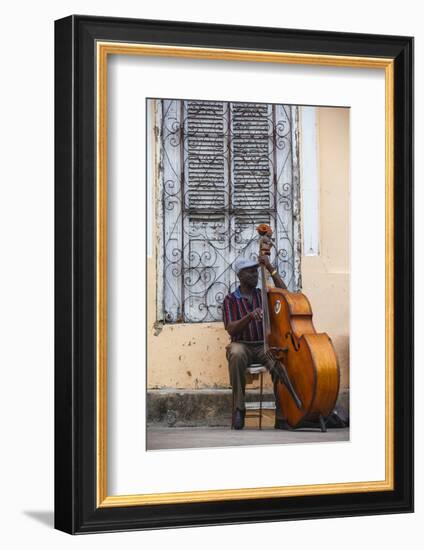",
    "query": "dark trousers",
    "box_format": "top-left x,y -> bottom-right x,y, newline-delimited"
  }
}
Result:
226,341 -> 285,420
